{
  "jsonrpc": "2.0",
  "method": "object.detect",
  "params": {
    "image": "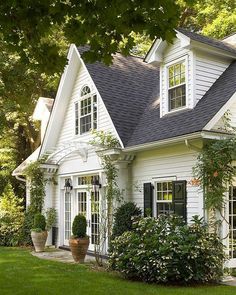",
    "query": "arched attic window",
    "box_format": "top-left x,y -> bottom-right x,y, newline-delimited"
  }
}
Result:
75,85 -> 97,135
81,85 -> 91,96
